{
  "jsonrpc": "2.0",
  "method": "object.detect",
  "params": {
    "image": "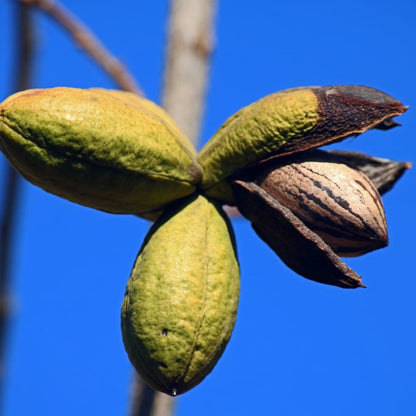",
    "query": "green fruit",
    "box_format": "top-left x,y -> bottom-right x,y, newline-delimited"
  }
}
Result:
121,194 -> 240,395
89,88 -> 196,159
198,86 -> 406,204
0,87 -> 202,214
198,88 -> 319,202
